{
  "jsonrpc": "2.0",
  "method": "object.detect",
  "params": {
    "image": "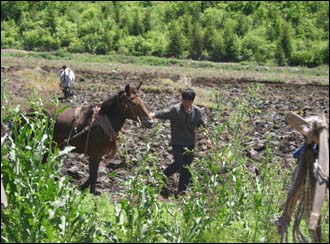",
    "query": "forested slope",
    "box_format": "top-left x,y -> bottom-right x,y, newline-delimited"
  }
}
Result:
1,1 -> 329,66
